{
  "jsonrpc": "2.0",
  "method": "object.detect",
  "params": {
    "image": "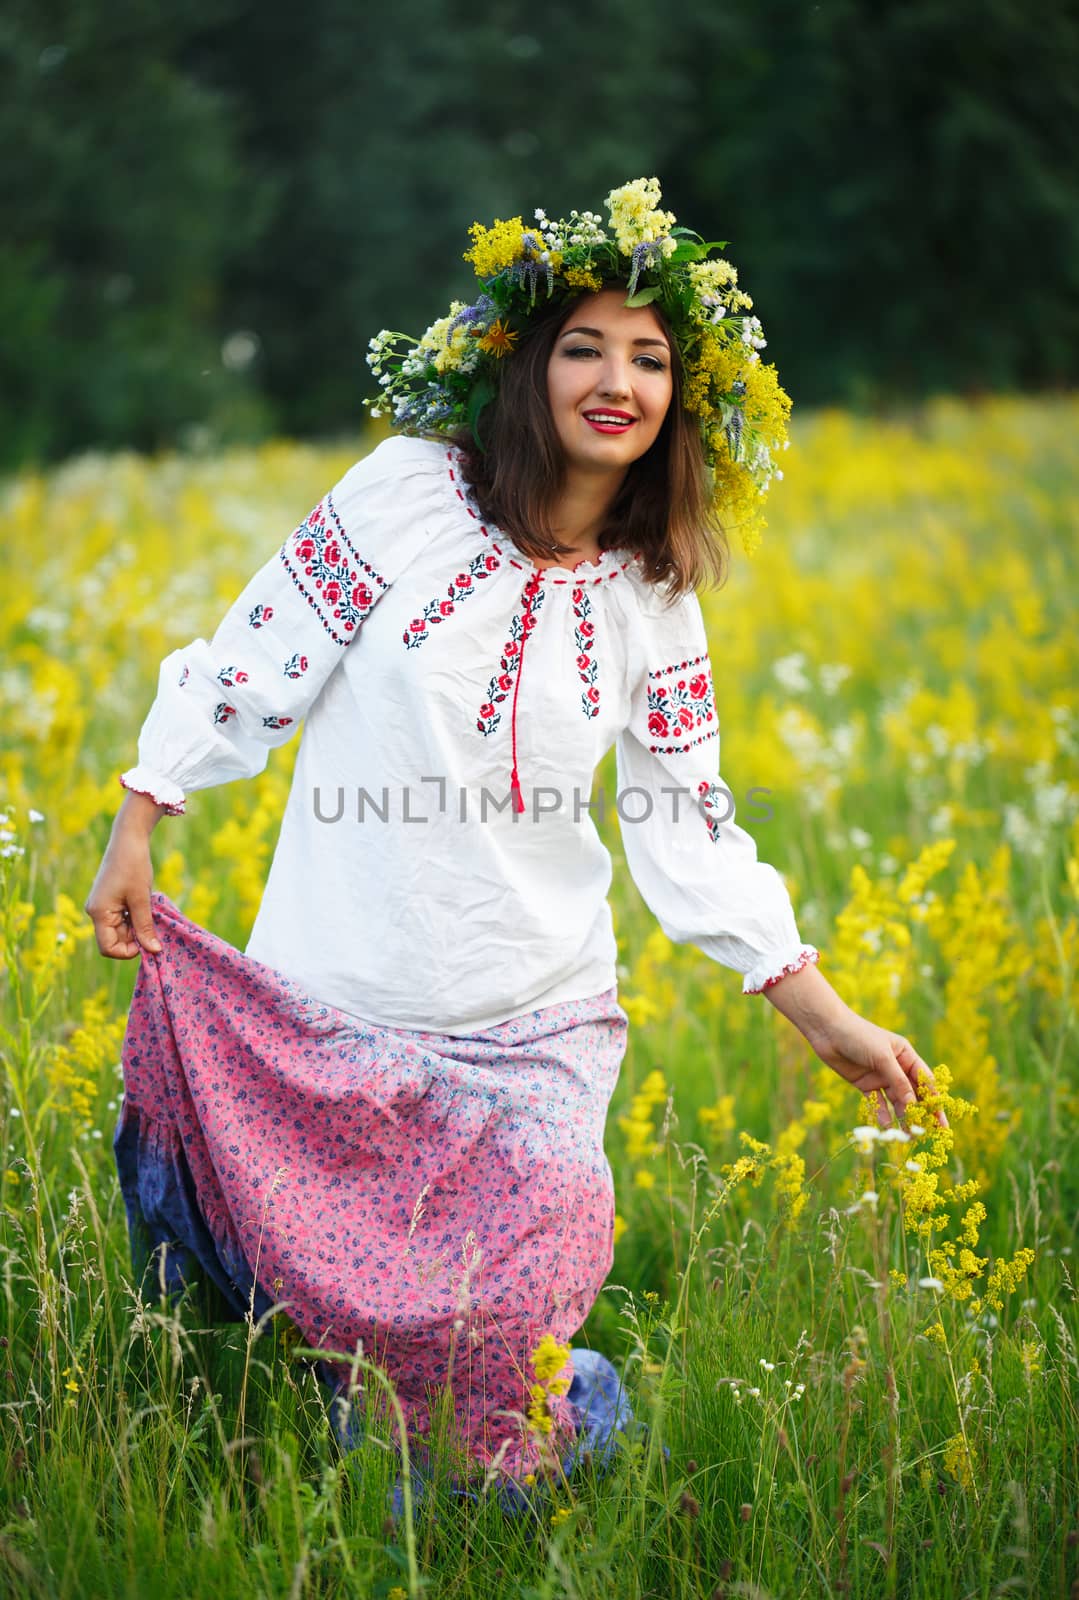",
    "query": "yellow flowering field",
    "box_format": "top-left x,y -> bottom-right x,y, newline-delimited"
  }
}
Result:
0,394 -> 1076,1597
